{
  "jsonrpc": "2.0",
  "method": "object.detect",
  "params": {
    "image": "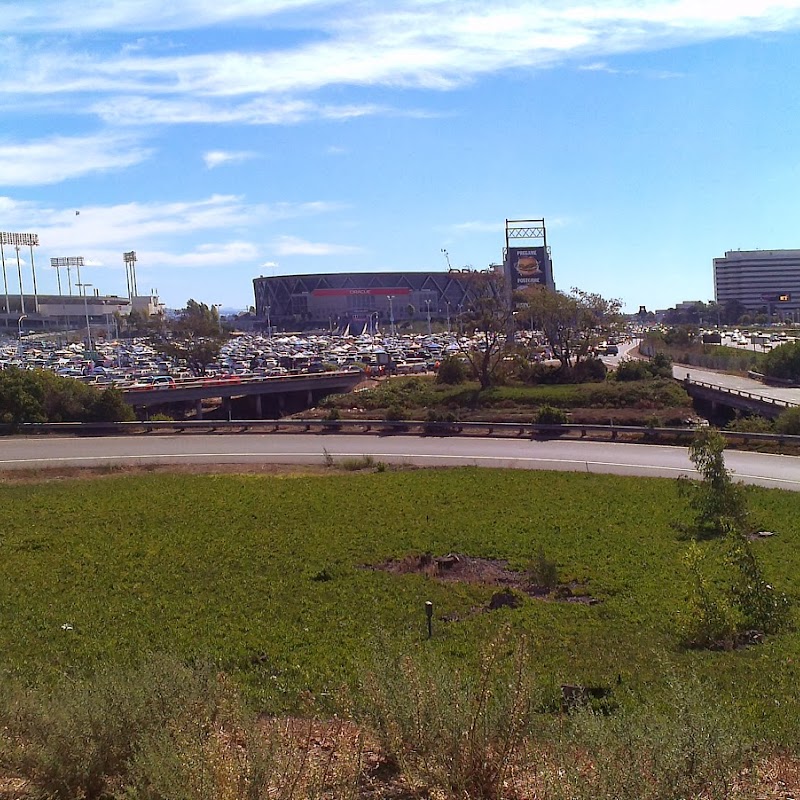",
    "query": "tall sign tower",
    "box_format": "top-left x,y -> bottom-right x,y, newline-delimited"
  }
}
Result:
503,218 -> 555,294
